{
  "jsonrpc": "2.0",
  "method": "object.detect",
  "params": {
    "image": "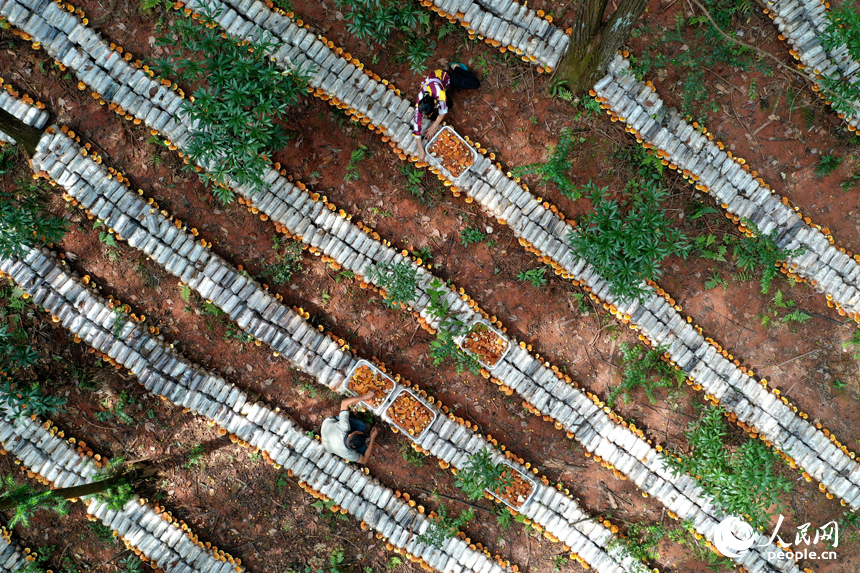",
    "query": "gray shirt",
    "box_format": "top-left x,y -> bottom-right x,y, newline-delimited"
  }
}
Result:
321,410 -> 360,462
